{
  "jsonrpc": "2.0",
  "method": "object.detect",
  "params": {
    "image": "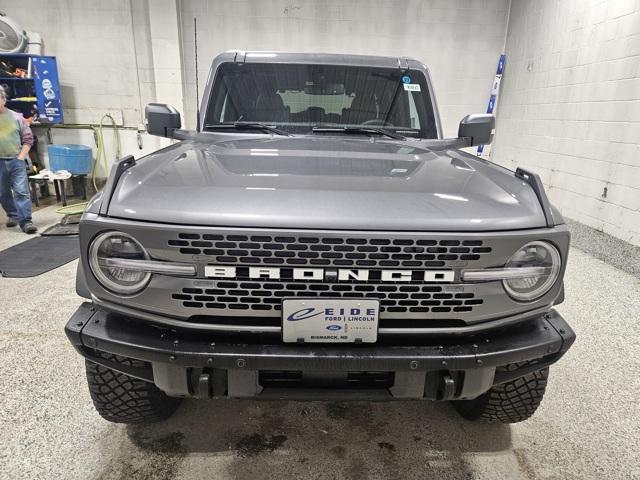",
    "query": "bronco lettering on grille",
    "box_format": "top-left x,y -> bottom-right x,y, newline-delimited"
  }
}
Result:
203,265 -> 455,283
